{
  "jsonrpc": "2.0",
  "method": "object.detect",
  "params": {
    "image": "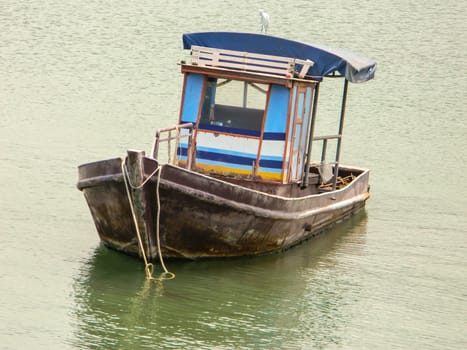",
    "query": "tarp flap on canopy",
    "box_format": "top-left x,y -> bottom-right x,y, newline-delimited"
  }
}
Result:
182,32 -> 376,83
